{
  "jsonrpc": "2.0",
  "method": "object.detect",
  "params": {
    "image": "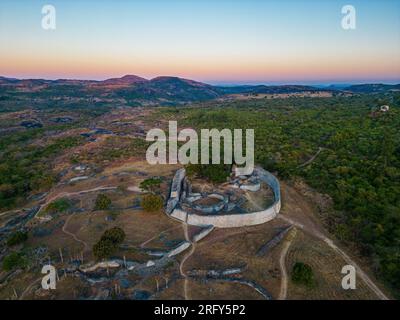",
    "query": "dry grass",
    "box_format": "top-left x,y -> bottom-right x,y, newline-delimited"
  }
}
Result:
182,219 -> 289,299
286,230 -> 377,300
